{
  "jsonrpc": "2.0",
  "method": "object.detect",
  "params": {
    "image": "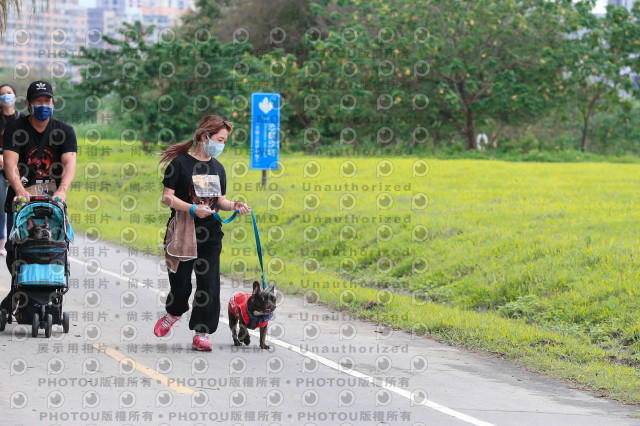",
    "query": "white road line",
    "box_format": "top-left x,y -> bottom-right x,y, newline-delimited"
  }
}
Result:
69,256 -> 496,426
